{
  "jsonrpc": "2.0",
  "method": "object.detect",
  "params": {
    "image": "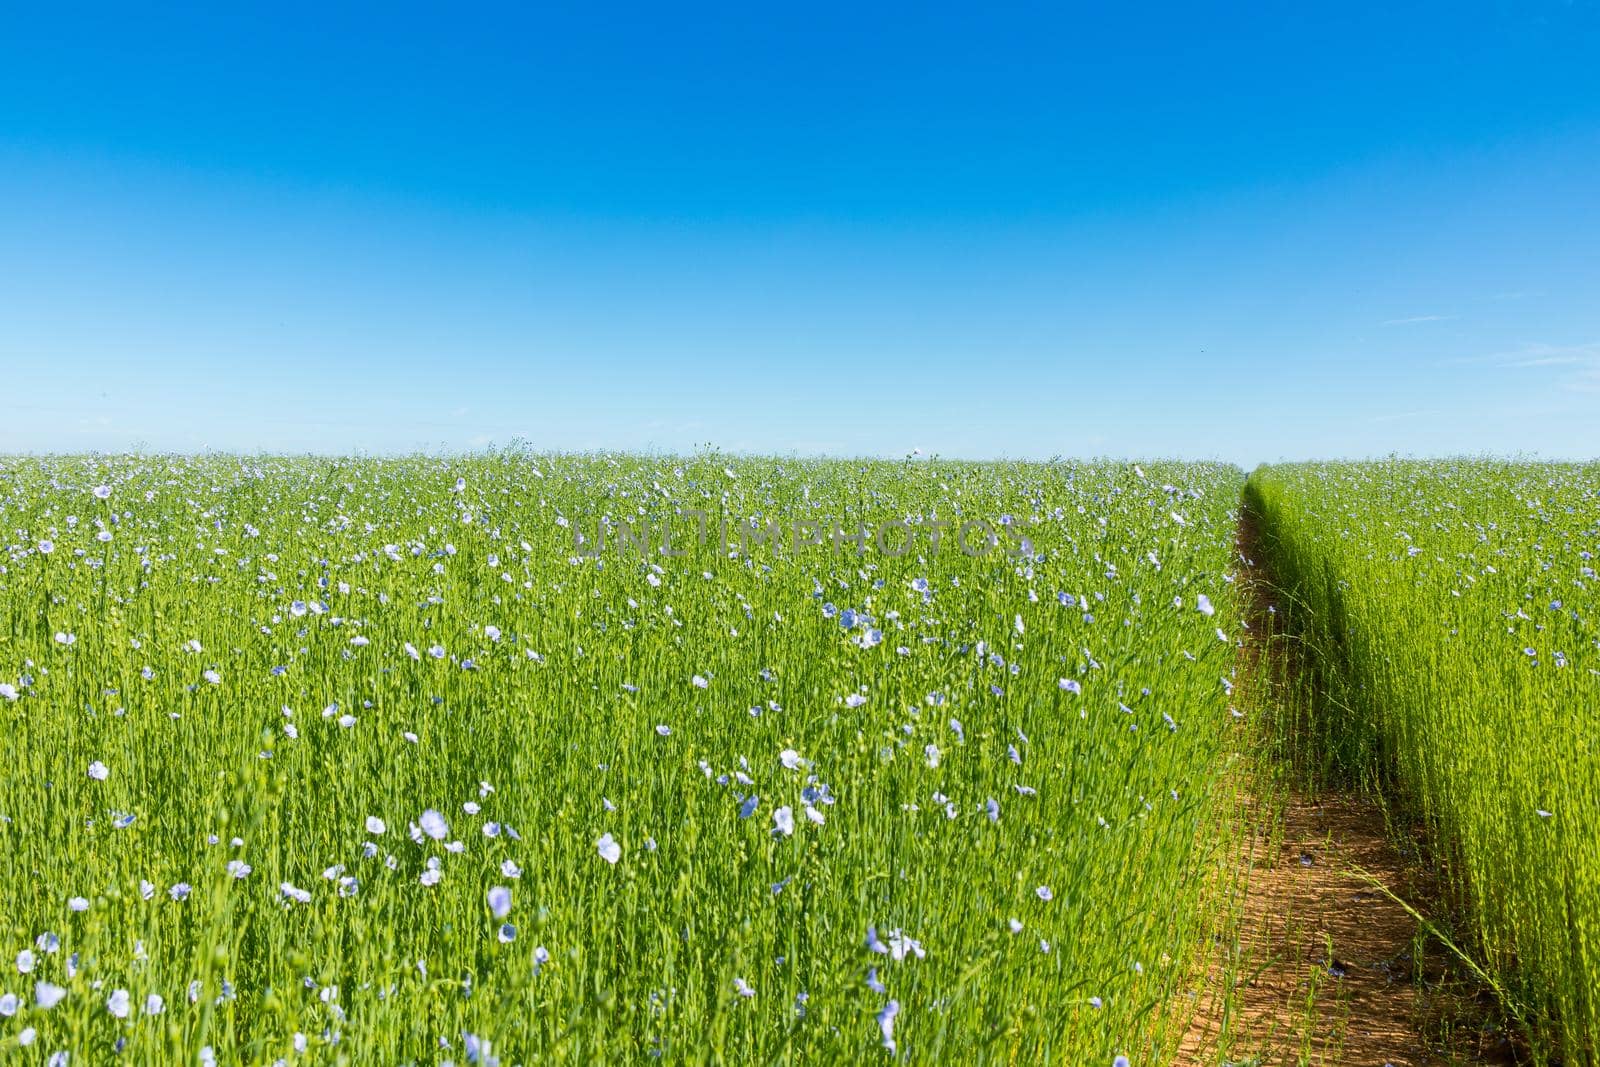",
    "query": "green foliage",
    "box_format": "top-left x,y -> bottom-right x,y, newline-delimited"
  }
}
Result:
1248,460 -> 1600,1063
0,455 -> 1243,1064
